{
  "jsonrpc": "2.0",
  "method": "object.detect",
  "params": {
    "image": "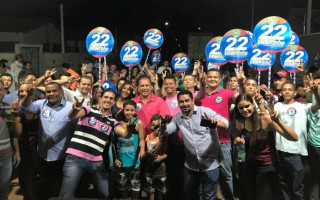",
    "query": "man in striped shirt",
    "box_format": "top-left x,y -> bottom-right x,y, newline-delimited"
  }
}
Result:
59,88 -> 129,199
